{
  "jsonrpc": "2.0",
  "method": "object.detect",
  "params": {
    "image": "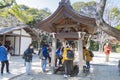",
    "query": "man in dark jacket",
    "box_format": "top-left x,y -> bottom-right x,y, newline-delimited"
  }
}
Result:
0,42 -> 10,76
23,43 -> 34,75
